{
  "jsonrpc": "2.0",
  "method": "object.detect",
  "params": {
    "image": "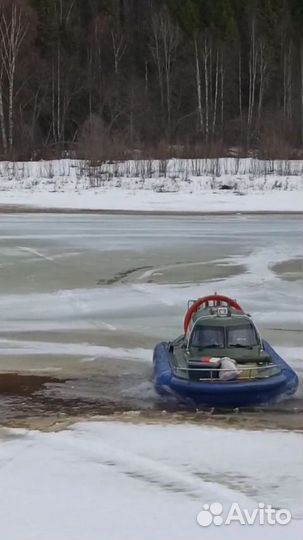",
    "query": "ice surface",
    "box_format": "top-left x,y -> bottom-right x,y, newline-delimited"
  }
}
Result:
0,215 -> 301,370
0,338 -> 152,361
